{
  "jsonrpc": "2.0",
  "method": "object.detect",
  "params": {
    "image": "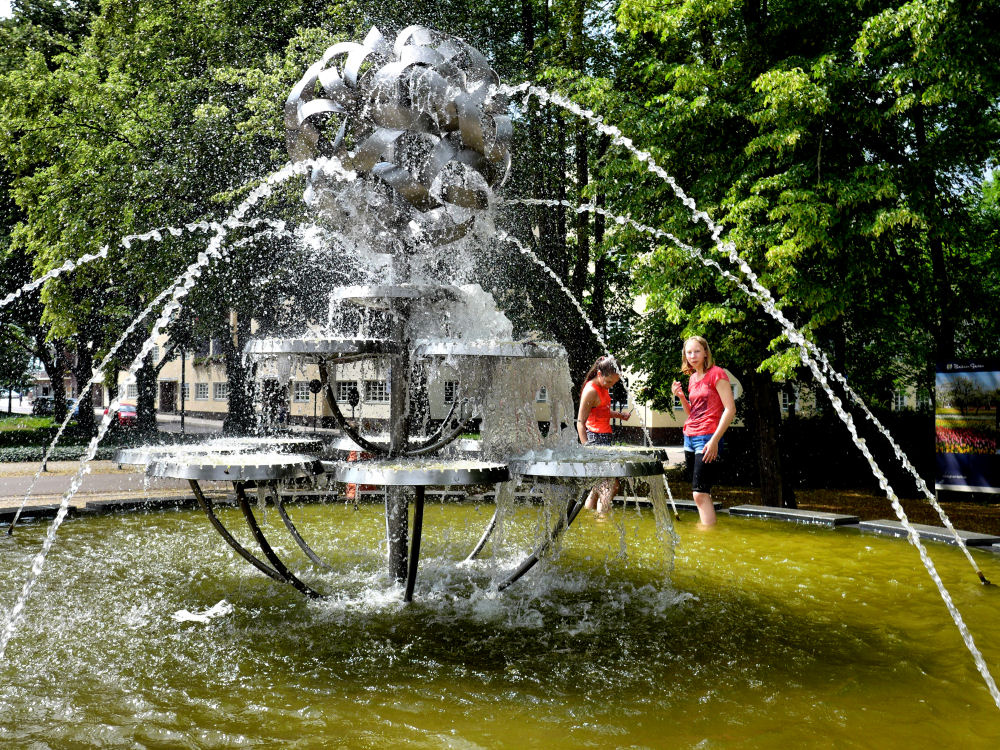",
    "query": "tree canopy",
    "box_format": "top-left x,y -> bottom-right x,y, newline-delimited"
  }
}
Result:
1,0 -> 997,495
